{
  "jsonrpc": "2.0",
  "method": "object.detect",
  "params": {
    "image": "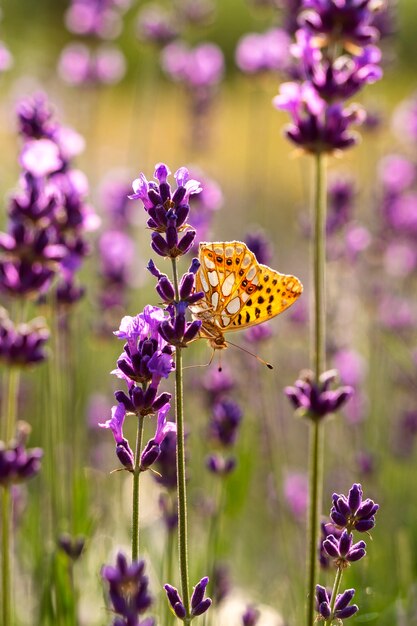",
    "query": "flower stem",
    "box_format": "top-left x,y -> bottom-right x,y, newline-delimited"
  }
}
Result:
324,566 -> 344,626
171,258 -> 191,621
132,414 -> 145,562
1,486 -> 11,626
163,527 -> 176,626
5,367 -> 20,443
306,151 -> 326,626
